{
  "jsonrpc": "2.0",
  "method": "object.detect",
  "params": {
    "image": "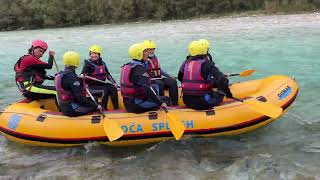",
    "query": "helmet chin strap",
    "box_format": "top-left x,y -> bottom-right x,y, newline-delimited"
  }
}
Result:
30,47 -> 35,56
